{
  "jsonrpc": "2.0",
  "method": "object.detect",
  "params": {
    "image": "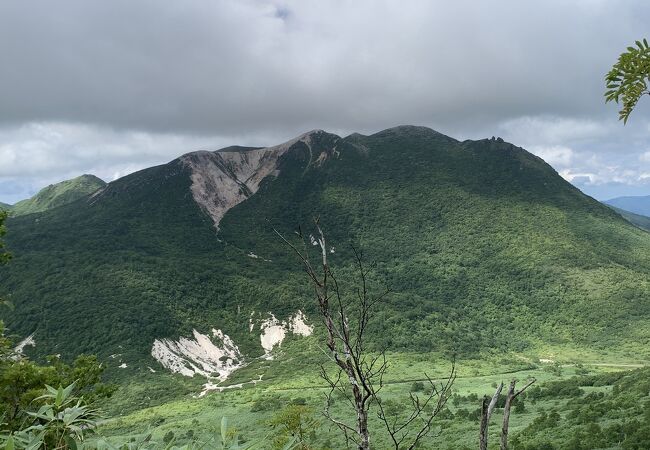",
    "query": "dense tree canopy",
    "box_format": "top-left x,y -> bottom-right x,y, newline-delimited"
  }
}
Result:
0,210 -> 9,266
